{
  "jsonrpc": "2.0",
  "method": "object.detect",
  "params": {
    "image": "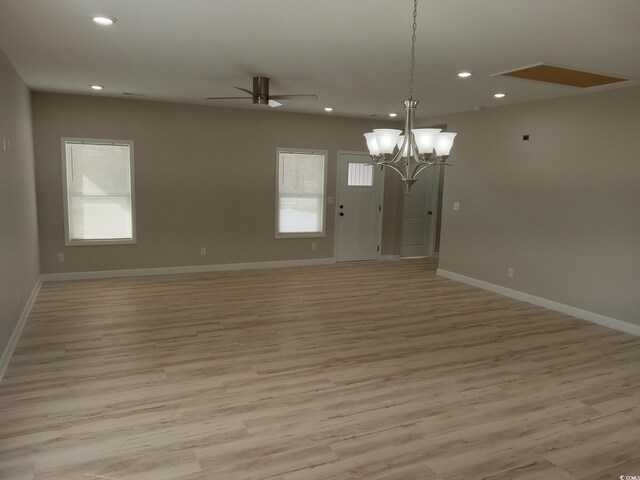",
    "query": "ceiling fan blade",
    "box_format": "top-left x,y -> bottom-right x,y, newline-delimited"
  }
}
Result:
268,99 -> 283,108
234,86 -> 255,96
205,96 -> 252,100
269,94 -> 318,100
